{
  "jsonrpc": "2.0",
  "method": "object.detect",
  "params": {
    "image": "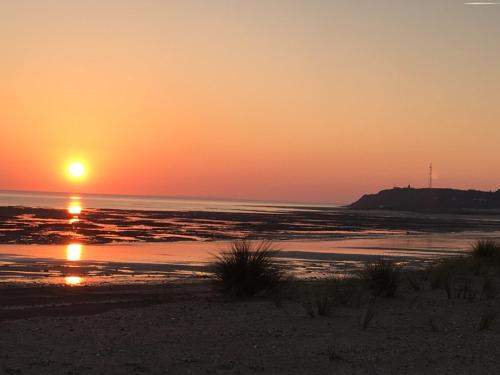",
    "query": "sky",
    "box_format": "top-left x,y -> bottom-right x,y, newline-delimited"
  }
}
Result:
0,0 -> 499,204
